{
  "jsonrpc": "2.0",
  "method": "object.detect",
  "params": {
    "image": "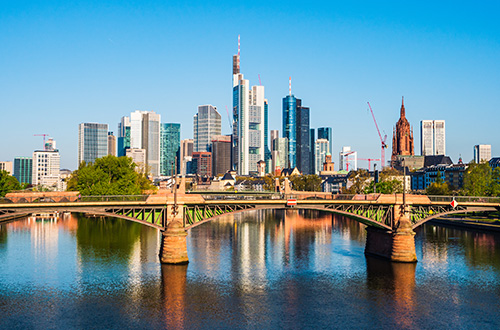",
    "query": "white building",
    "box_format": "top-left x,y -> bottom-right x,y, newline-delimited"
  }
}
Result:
339,146 -> 357,171
193,105 -> 221,152
420,120 -> 446,156
126,148 -> 147,173
474,144 -> 491,163
315,139 -> 329,175
0,161 -> 13,175
129,111 -> 161,177
232,39 -> 266,175
32,150 -> 61,190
